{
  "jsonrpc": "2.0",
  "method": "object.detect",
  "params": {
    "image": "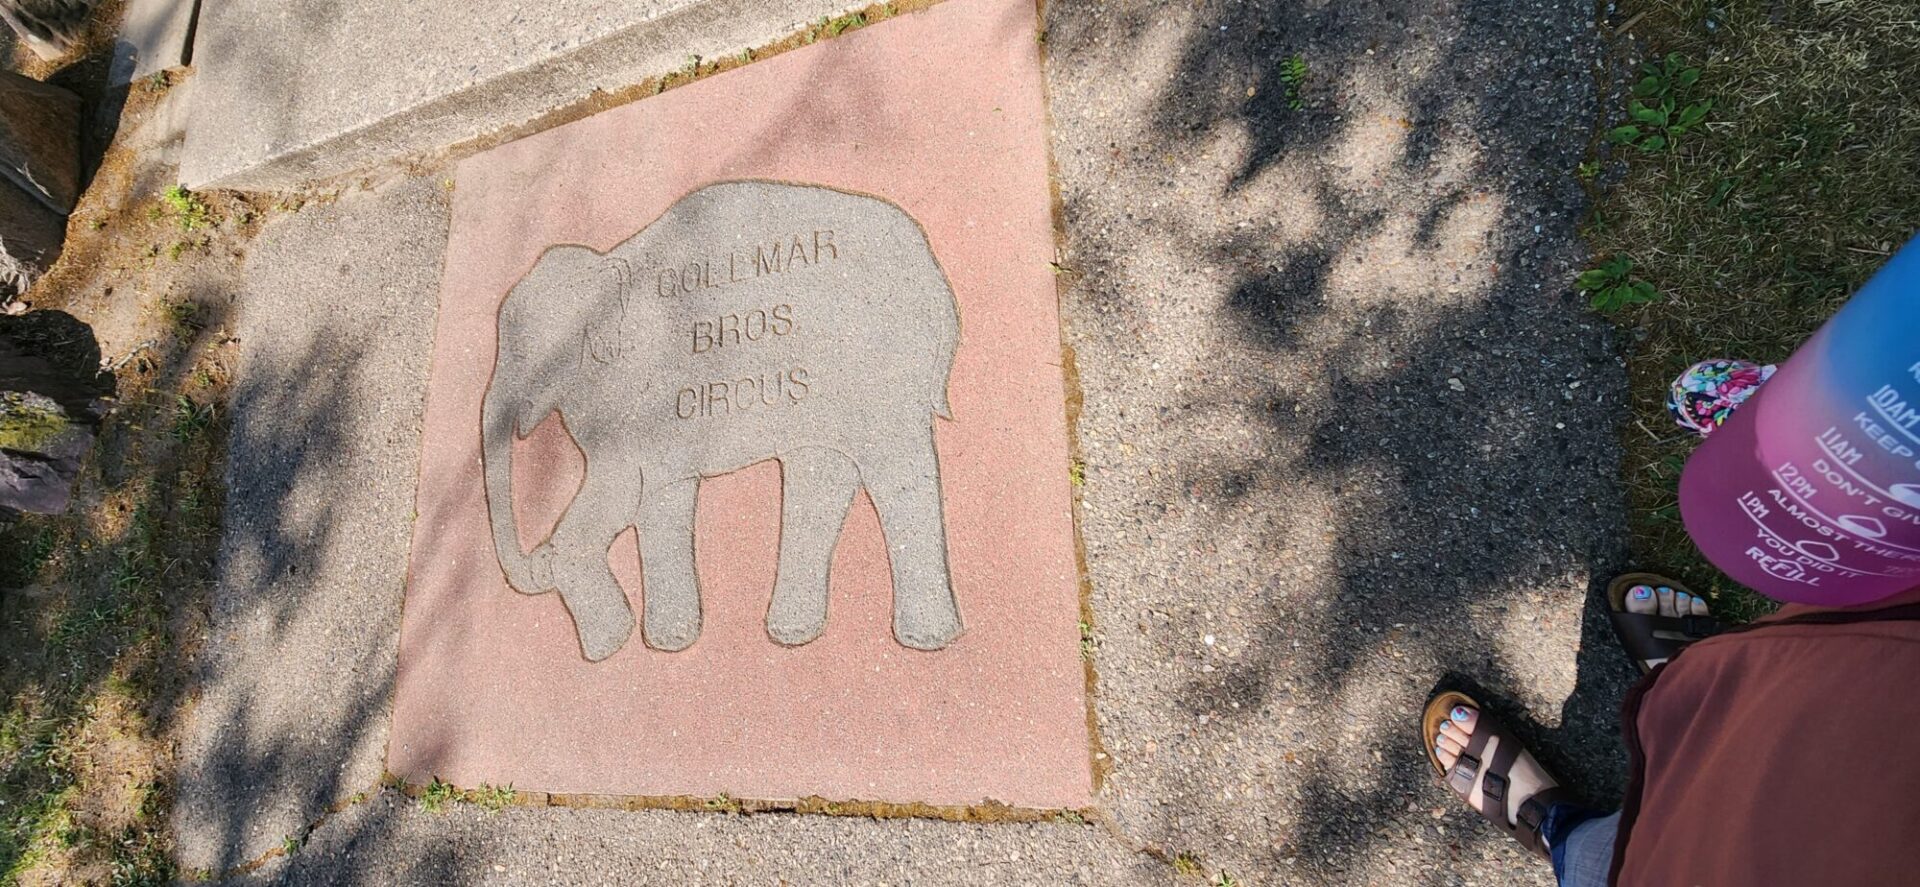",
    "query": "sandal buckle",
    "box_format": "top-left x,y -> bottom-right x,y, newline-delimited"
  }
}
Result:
1482,769 -> 1508,803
